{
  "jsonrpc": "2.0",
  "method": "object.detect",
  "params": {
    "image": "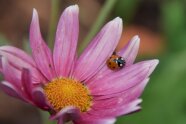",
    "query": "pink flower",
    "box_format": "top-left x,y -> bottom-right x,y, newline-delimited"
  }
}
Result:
0,5 -> 159,124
